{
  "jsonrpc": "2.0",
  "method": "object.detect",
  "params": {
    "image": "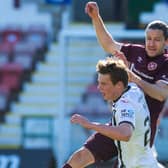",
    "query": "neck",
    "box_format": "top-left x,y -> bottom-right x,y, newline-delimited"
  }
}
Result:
113,86 -> 128,102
